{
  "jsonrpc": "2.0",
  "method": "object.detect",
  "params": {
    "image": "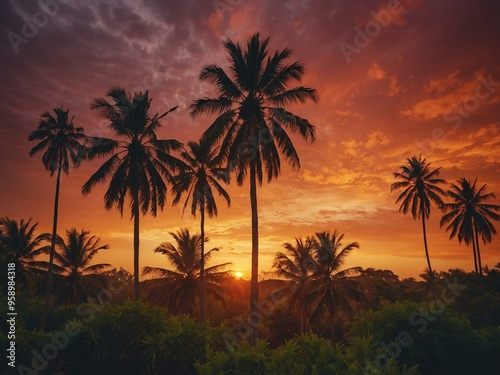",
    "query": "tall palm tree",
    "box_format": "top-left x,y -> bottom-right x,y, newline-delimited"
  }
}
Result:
311,231 -> 363,343
190,33 -> 317,344
0,217 -> 48,292
142,228 -> 231,318
39,229 -> 110,304
82,87 -> 184,299
271,237 -> 316,334
171,139 -> 230,322
28,107 -> 87,328
391,155 -> 446,299
440,178 -> 500,274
